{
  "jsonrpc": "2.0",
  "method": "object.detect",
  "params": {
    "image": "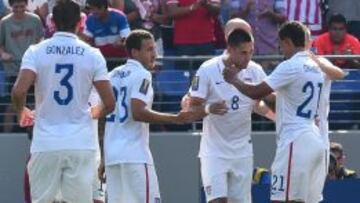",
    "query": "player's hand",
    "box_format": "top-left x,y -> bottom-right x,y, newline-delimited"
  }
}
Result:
98,159 -> 106,183
91,104 -> 104,119
306,51 -> 321,64
223,65 -> 240,84
1,52 -> 13,61
175,110 -> 196,124
209,100 -> 228,115
180,93 -> 191,111
19,107 -> 34,128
